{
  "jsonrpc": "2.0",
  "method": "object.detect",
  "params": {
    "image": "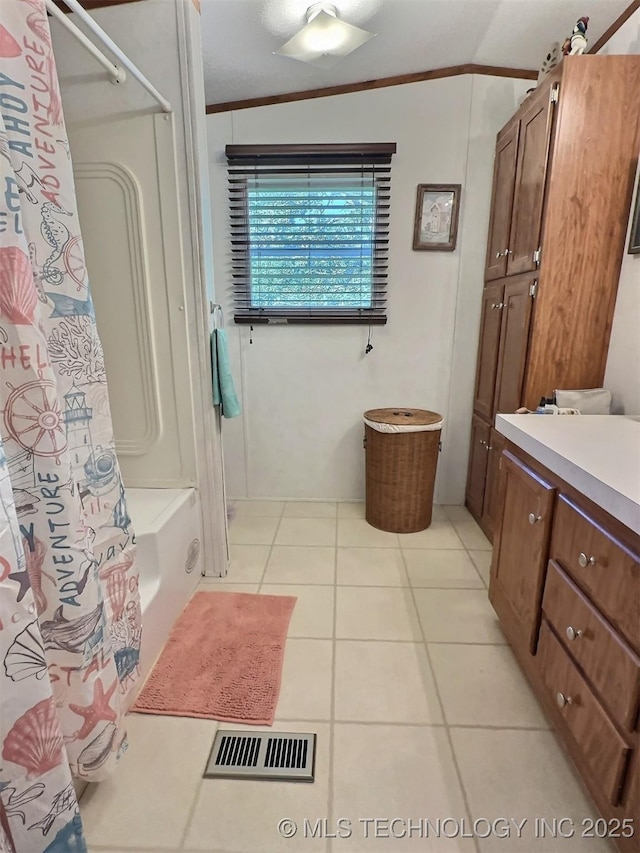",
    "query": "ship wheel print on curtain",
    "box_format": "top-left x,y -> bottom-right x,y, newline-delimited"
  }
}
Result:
62,235 -> 89,292
4,379 -> 67,461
